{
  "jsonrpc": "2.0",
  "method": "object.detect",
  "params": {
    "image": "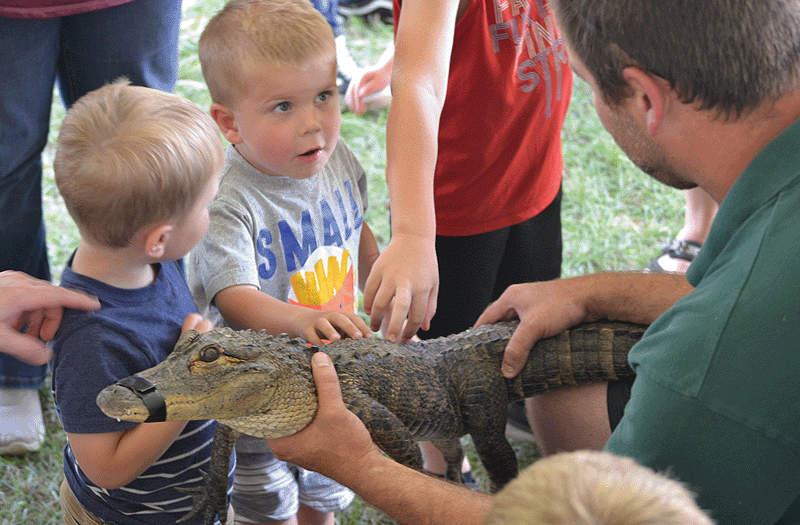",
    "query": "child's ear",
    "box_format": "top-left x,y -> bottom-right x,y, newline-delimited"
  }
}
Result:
210,103 -> 242,144
143,224 -> 173,259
